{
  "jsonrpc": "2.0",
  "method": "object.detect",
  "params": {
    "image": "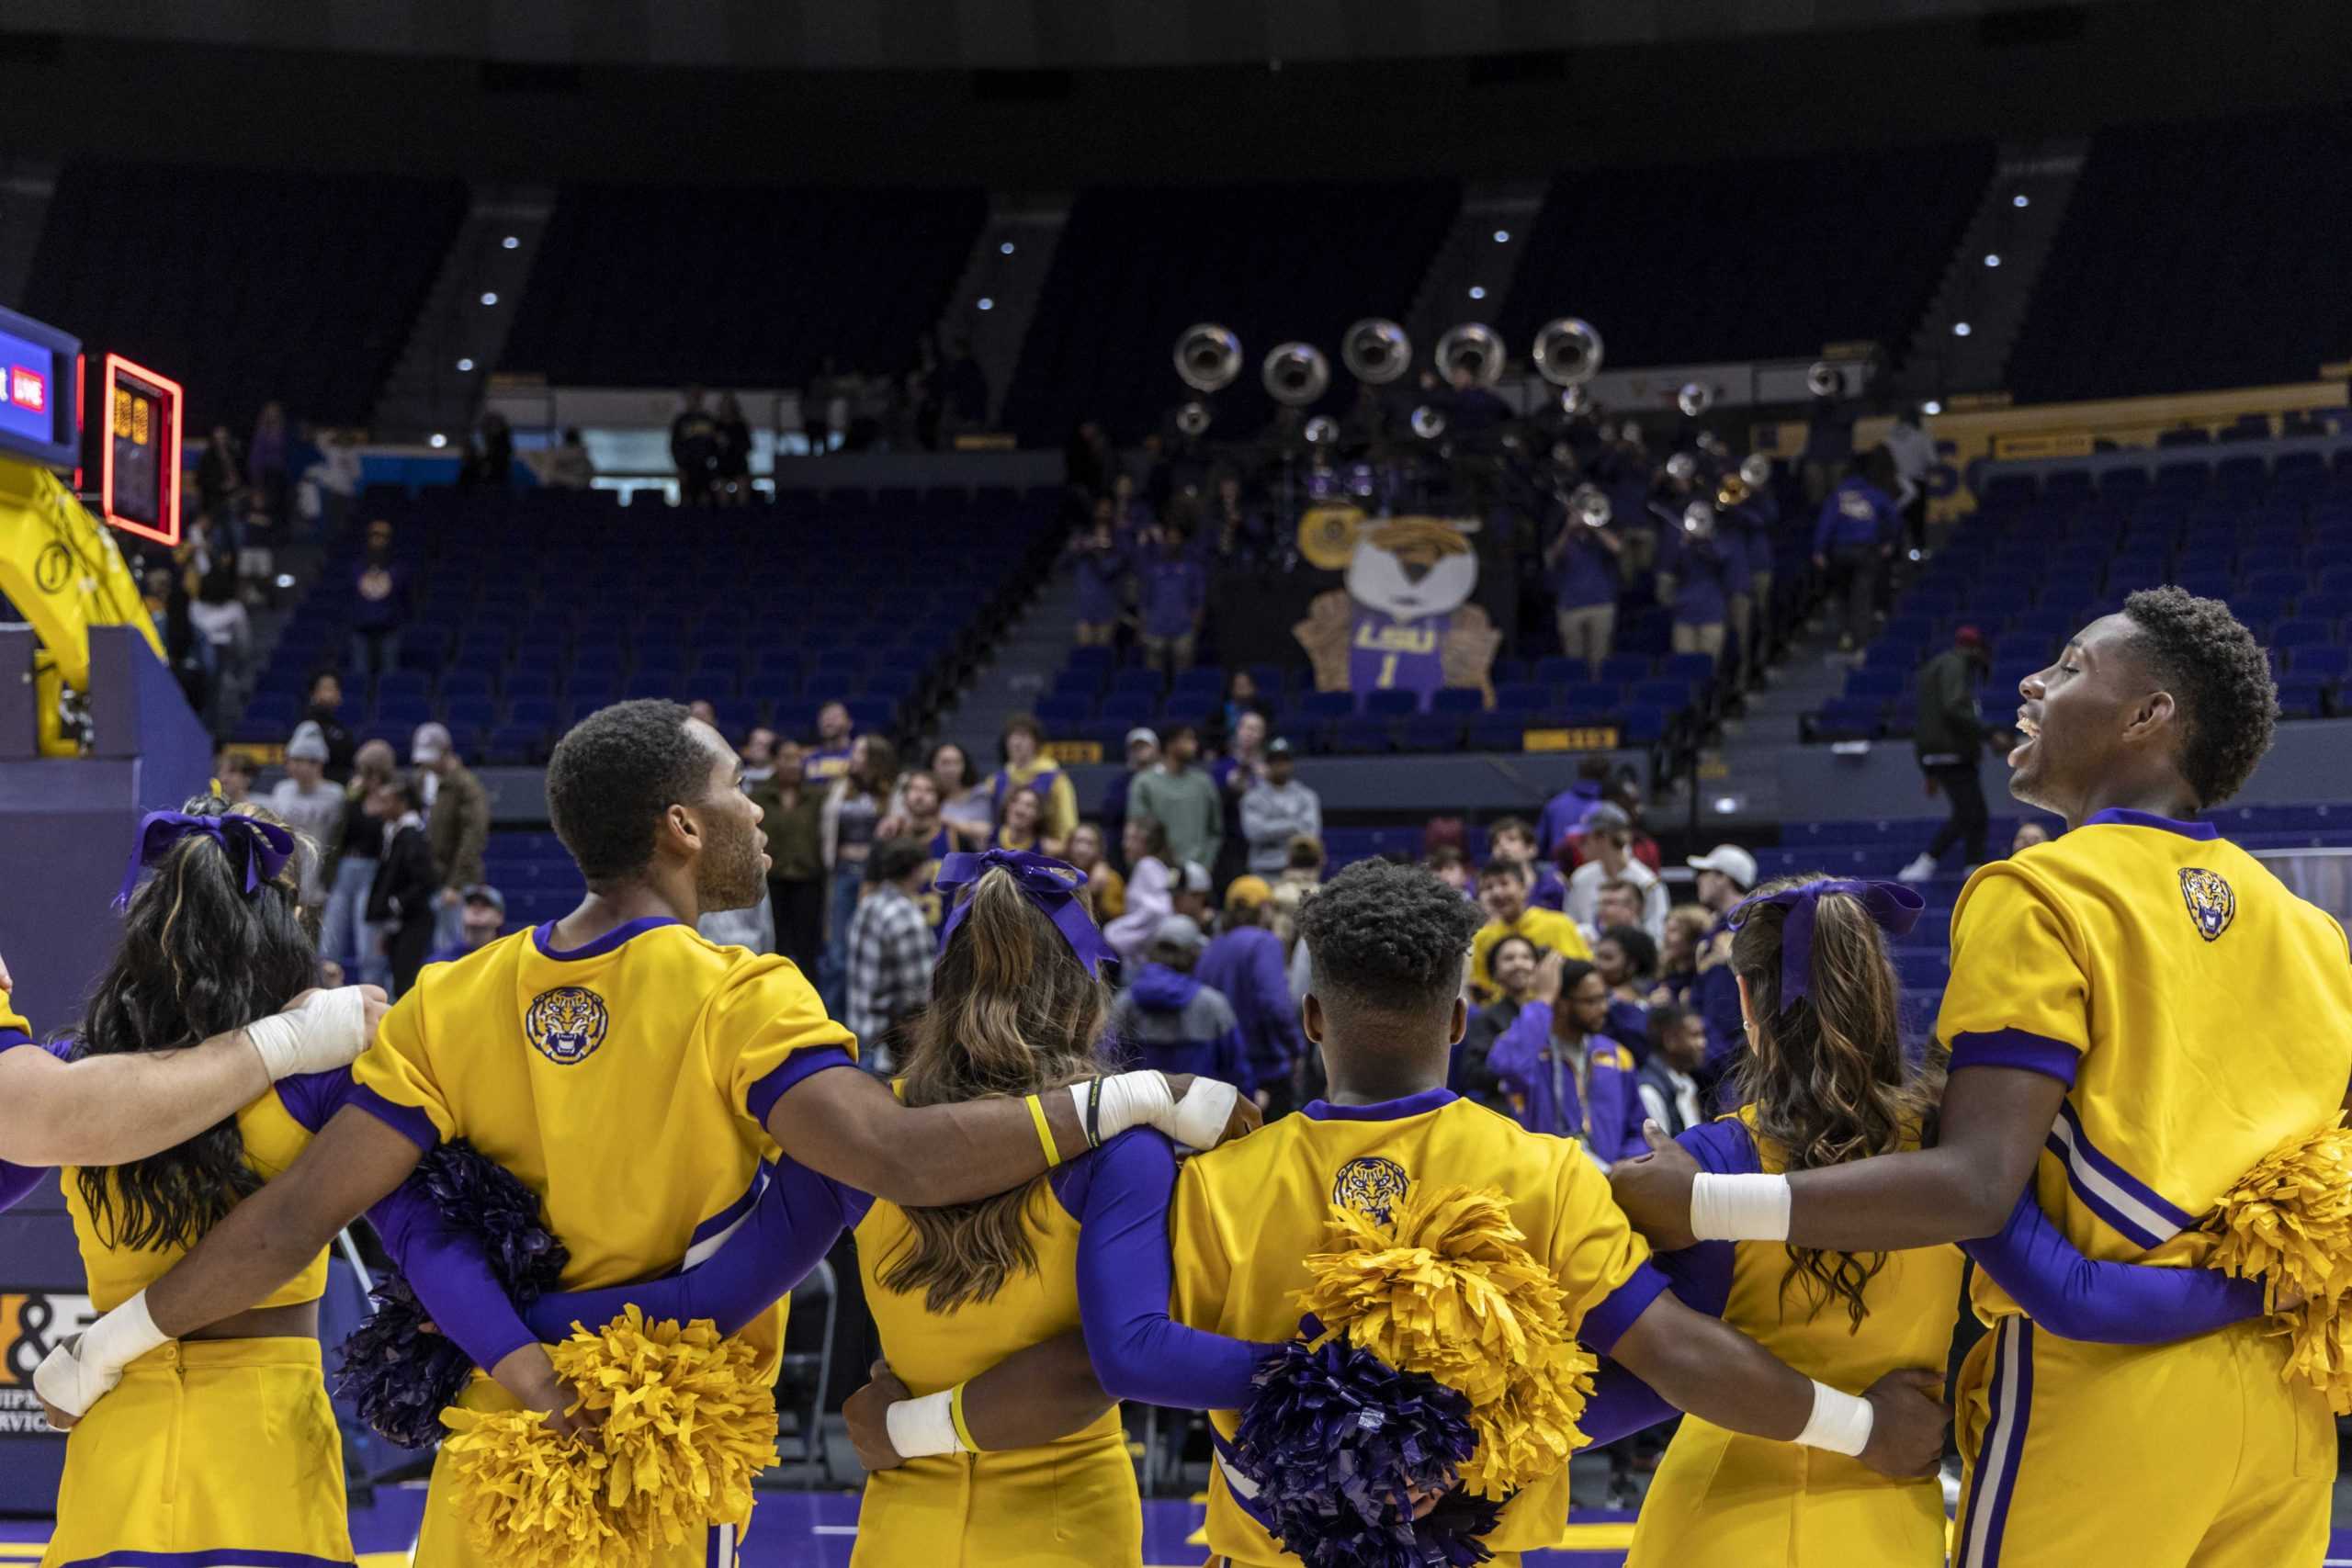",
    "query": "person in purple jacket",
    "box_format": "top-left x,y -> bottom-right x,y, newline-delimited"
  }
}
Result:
1811,456 -> 1904,652
1545,497 -> 1625,674
1194,879 -> 1307,1117
1487,954 -> 1645,1164
1136,526 -> 1206,675
1658,506 -> 1746,668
